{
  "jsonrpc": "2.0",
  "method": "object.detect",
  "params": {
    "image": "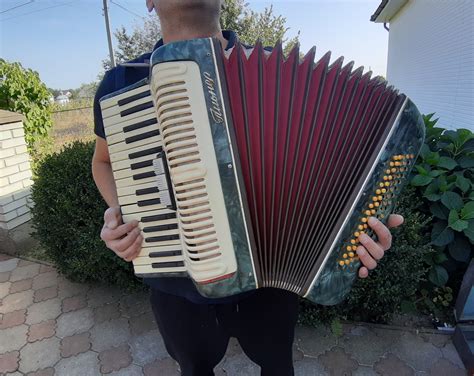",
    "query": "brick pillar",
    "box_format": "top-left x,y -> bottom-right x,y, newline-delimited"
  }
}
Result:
0,110 -> 33,230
